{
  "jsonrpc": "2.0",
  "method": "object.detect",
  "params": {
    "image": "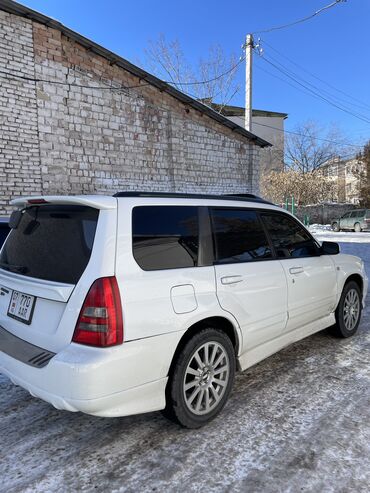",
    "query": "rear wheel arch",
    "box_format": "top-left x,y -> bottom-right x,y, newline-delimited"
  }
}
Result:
332,222 -> 340,232
164,321 -> 237,427
167,316 -> 240,381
